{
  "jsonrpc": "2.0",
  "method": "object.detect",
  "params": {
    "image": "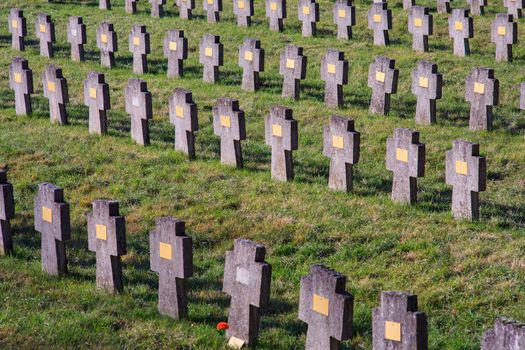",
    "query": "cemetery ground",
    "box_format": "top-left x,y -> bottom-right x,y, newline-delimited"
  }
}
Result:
0,0 -> 524,348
